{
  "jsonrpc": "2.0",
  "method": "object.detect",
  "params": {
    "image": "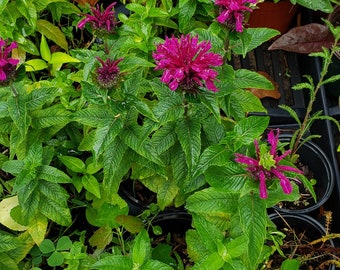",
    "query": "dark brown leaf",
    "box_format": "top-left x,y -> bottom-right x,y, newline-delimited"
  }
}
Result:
268,23 -> 334,54
247,71 -> 281,99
